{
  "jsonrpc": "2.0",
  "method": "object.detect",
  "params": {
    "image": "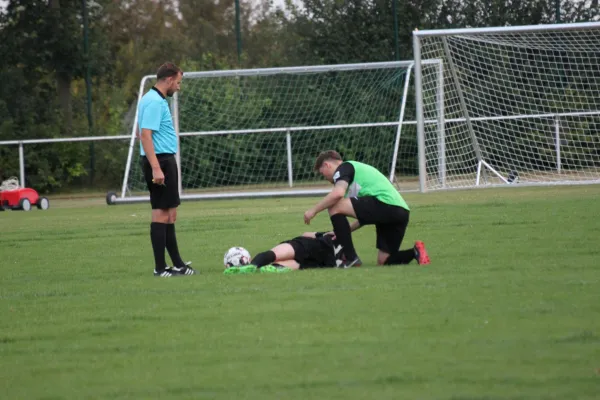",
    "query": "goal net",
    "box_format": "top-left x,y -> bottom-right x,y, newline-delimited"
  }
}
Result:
115,61 -> 431,203
413,22 -> 600,191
